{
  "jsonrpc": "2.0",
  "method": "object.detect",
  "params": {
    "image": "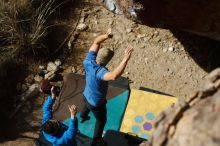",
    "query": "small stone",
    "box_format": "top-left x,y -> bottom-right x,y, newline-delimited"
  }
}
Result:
168,47 -> 174,52
68,41 -> 72,50
155,38 -> 161,42
137,34 -> 145,39
185,56 -> 189,60
47,62 -> 58,72
188,73 -> 192,77
180,47 -> 184,51
163,48 -> 167,53
154,31 -> 159,37
54,59 -> 62,66
168,33 -> 174,37
125,72 -> 129,75
126,28 -> 132,33
79,17 -> 85,23
109,21 -> 113,25
34,74 -> 43,82
46,71 -> 53,77
77,23 -> 88,31
93,33 -> 98,37
45,72 -> 56,80
71,66 -> 76,73
106,1 -> 116,11
39,65 -> 45,70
